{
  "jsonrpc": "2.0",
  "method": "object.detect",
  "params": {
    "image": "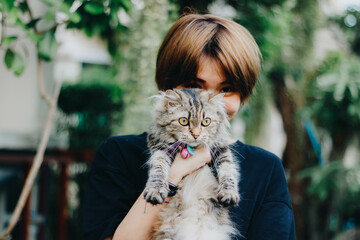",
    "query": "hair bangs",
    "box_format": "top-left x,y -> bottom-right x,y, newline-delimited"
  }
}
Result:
156,14 -> 262,102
